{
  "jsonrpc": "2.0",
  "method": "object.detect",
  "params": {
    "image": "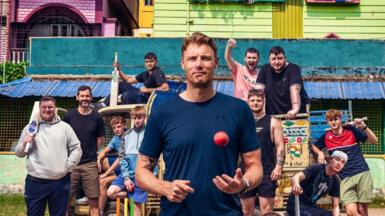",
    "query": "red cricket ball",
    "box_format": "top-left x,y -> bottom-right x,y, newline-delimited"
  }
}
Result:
213,131 -> 229,147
